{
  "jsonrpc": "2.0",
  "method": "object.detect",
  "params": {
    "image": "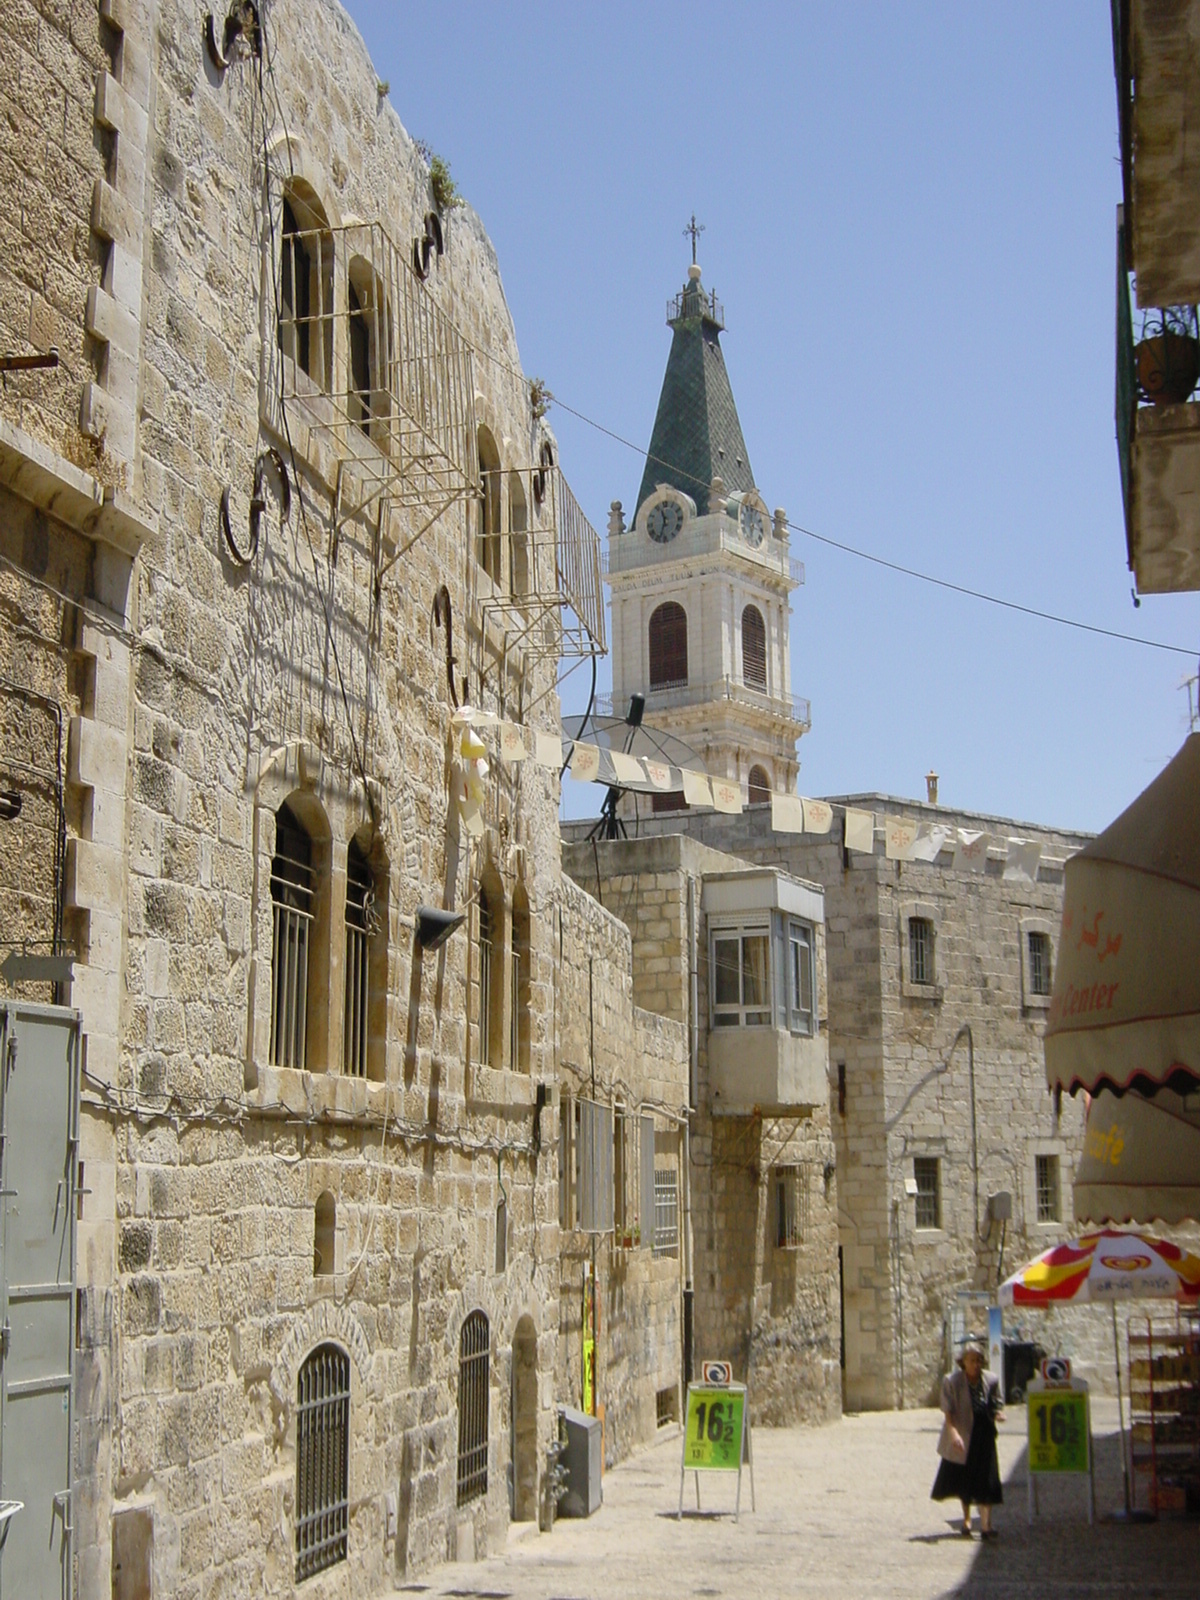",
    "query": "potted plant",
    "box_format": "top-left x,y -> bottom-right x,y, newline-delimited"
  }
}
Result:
1136,304 -> 1200,405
